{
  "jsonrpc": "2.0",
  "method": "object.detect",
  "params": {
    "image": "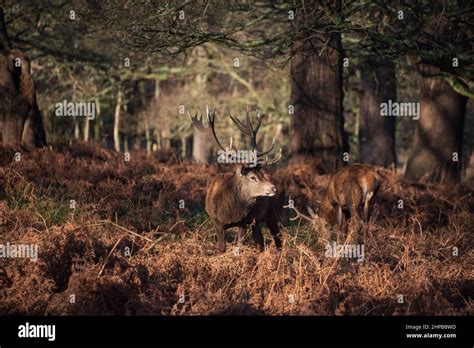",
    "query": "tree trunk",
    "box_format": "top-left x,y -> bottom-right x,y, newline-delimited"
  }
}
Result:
113,87 -> 122,152
83,117 -> 89,142
191,69 -> 210,164
72,81 -> 80,140
94,97 -> 101,141
0,8 -> 46,149
289,30 -> 347,172
405,76 -> 467,183
192,129 -> 210,164
154,128 -> 160,151
161,128 -> 170,150
180,135 -> 187,159
73,117 -> 80,139
358,60 -> 396,166
124,136 -> 129,153
145,119 -> 151,156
